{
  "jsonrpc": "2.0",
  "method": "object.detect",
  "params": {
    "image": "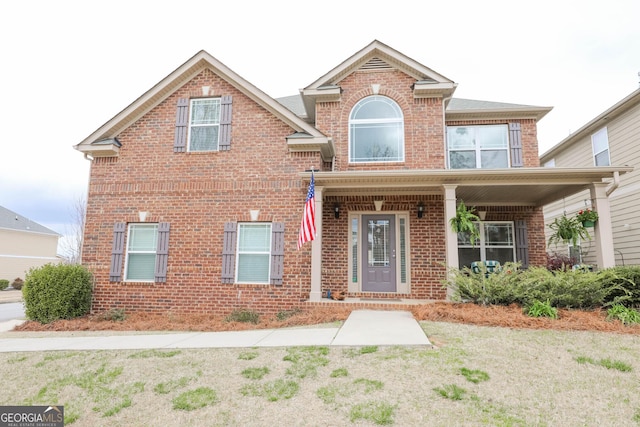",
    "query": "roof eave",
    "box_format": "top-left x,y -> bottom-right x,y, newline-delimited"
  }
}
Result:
446,107 -> 553,122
